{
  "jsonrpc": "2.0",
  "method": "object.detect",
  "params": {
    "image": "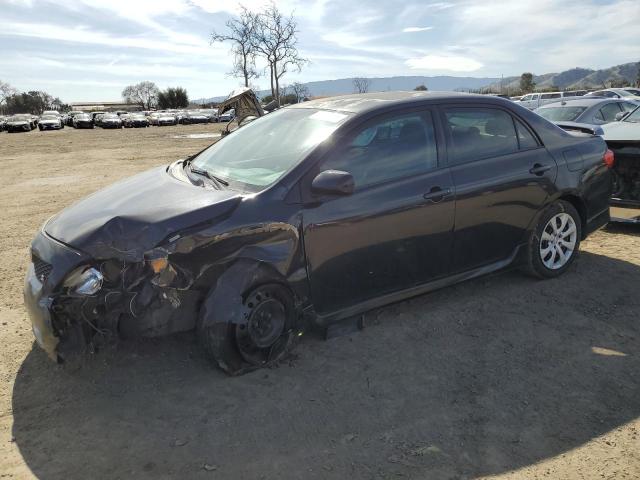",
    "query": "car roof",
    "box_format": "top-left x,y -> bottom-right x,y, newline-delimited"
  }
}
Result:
288,91 -> 492,114
538,98 -> 625,109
